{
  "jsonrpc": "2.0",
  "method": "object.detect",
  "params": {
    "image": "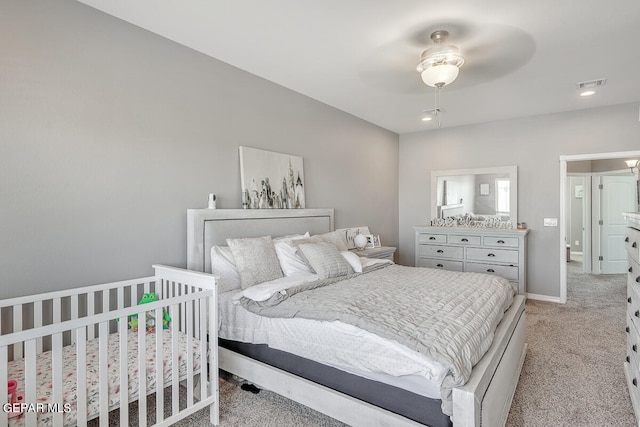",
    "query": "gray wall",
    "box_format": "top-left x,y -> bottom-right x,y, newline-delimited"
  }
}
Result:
0,0 -> 399,299
399,103 -> 640,298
